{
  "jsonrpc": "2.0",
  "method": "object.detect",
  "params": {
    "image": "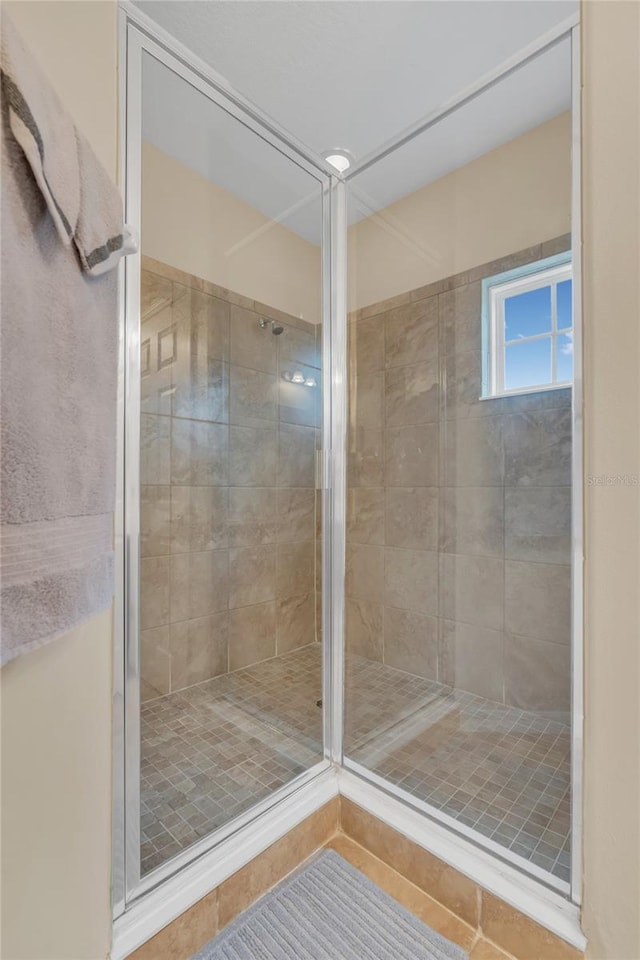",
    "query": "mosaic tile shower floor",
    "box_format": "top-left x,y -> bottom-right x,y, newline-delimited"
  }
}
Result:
141,645 -> 570,882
